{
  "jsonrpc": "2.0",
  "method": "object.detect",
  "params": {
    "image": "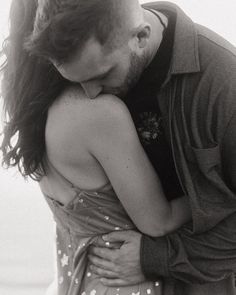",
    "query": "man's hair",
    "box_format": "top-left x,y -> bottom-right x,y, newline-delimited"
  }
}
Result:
25,0 -> 128,64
